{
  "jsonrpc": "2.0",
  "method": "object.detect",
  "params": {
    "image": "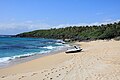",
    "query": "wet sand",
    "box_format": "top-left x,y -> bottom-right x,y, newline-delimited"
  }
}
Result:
0,40 -> 120,80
